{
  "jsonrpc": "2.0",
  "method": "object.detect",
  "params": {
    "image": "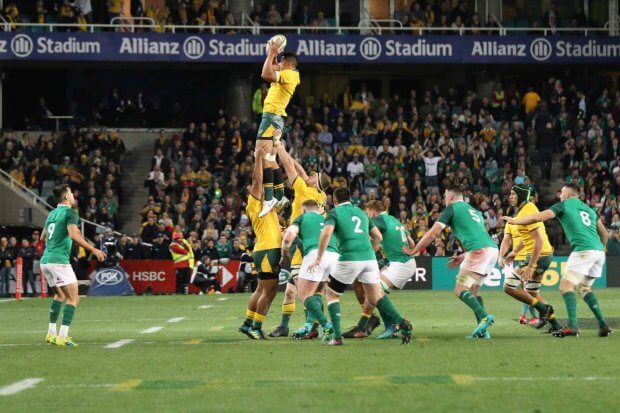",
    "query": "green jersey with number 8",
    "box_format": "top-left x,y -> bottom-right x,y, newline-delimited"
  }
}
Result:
371,212 -> 410,263
437,201 -> 496,252
549,197 -> 603,252
41,205 -> 79,265
325,203 -> 375,261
